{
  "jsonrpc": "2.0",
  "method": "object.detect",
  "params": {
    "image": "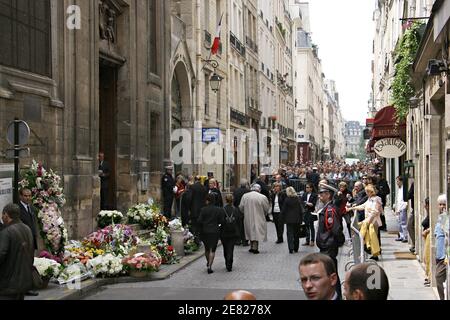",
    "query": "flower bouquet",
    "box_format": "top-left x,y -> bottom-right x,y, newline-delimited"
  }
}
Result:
155,243 -> 179,265
82,224 -> 139,257
34,257 -> 62,286
37,203 -> 68,256
87,254 -> 124,278
127,203 -> 168,230
20,160 -> 66,208
122,252 -> 162,278
57,263 -> 93,285
20,160 -> 67,255
169,218 -> 184,232
97,210 -> 124,229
